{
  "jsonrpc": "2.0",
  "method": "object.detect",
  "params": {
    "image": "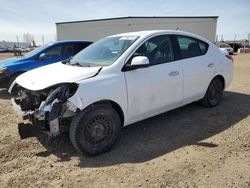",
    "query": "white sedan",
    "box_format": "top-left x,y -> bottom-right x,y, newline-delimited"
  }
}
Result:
10,30 -> 233,155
